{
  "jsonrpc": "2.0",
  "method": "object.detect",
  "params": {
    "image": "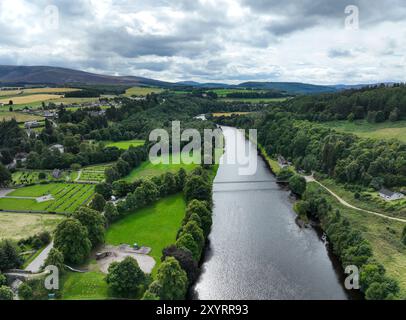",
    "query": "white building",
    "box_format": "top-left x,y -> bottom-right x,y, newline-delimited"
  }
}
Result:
379,188 -> 405,201
49,144 -> 64,154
